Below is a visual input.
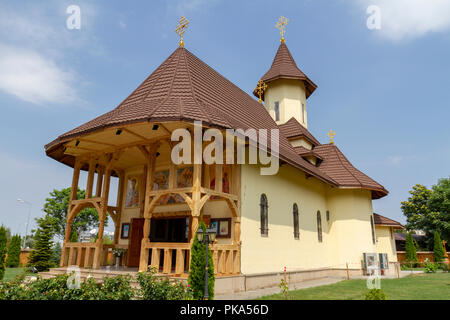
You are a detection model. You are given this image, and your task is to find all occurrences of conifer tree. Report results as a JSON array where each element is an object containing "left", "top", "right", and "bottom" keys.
[
  {"left": 405, "top": 232, "right": 418, "bottom": 265},
  {"left": 0, "top": 226, "right": 7, "bottom": 280},
  {"left": 6, "top": 234, "right": 21, "bottom": 268},
  {"left": 28, "top": 217, "right": 55, "bottom": 272},
  {"left": 433, "top": 231, "right": 445, "bottom": 263},
  {"left": 188, "top": 221, "right": 215, "bottom": 300}
]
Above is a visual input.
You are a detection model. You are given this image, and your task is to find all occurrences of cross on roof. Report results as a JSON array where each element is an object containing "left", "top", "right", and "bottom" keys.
[
  {"left": 175, "top": 16, "right": 189, "bottom": 47},
  {"left": 254, "top": 80, "right": 268, "bottom": 104},
  {"left": 327, "top": 130, "right": 336, "bottom": 144},
  {"left": 275, "top": 16, "right": 289, "bottom": 43}
]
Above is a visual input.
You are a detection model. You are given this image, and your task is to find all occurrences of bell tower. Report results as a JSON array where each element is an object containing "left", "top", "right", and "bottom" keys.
[{"left": 254, "top": 17, "right": 317, "bottom": 128}]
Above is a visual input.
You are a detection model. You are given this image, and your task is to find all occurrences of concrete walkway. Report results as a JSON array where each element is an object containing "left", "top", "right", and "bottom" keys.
[{"left": 215, "top": 276, "right": 344, "bottom": 300}]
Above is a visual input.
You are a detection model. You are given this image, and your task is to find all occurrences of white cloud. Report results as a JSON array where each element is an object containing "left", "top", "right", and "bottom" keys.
[
  {"left": 358, "top": 0, "right": 450, "bottom": 40},
  {"left": 0, "top": 44, "right": 79, "bottom": 105}
]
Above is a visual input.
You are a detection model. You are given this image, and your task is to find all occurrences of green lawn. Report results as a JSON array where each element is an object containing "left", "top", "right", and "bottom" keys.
[
  {"left": 259, "top": 273, "right": 450, "bottom": 300},
  {"left": 3, "top": 268, "right": 31, "bottom": 282}
]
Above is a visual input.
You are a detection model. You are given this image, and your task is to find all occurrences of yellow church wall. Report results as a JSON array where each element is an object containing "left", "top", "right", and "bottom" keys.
[
  {"left": 240, "top": 163, "right": 378, "bottom": 275},
  {"left": 375, "top": 226, "right": 398, "bottom": 262},
  {"left": 264, "top": 79, "right": 307, "bottom": 127},
  {"left": 240, "top": 163, "right": 334, "bottom": 274},
  {"left": 326, "top": 188, "right": 377, "bottom": 269},
  {"left": 288, "top": 138, "right": 313, "bottom": 150}
]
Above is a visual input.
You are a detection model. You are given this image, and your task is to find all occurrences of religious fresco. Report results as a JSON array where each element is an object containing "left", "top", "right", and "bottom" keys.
[
  {"left": 125, "top": 177, "right": 140, "bottom": 208},
  {"left": 153, "top": 168, "right": 193, "bottom": 205}
]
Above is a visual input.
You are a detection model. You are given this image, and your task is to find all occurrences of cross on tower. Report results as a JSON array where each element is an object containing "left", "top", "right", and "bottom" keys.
[
  {"left": 327, "top": 130, "right": 336, "bottom": 144},
  {"left": 275, "top": 16, "right": 289, "bottom": 43},
  {"left": 175, "top": 16, "right": 190, "bottom": 47},
  {"left": 254, "top": 80, "right": 268, "bottom": 104}
]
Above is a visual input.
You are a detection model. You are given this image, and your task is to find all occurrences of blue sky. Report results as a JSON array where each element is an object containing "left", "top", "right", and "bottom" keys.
[{"left": 1, "top": 0, "right": 450, "bottom": 237}]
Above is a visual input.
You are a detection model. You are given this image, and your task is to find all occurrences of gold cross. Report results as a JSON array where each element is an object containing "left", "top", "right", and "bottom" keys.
[
  {"left": 254, "top": 80, "right": 268, "bottom": 104},
  {"left": 327, "top": 130, "right": 336, "bottom": 144},
  {"left": 175, "top": 16, "right": 189, "bottom": 47},
  {"left": 275, "top": 16, "right": 289, "bottom": 43}
]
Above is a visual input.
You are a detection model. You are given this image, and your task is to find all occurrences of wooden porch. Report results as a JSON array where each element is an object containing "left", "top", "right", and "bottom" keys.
[{"left": 59, "top": 123, "right": 242, "bottom": 277}]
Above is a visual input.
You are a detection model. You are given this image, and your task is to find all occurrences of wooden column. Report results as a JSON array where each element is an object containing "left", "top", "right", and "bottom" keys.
[
  {"left": 113, "top": 171, "right": 125, "bottom": 244},
  {"left": 85, "top": 158, "right": 96, "bottom": 198},
  {"left": 139, "top": 144, "right": 158, "bottom": 272},
  {"left": 93, "top": 163, "right": 112, "bottom": 269},
  {"left": 95, "top": 166, "right": 104, "bottom": 198},
  {"left": 62, "top": 159, "right": 82, "bottom": 266},
  {"left": 215, "top": 164, "right": 222, "bottom": 192}
]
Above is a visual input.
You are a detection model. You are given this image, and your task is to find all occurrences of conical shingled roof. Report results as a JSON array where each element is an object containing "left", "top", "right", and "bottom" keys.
[
  {"left": 254, "top": 43, "right": 317, "bottom": 99},
  {"left": 45, "top": 47, "right": 337, "bottom": 186}
]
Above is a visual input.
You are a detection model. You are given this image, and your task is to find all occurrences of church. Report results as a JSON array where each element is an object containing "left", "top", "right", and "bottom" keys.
[{"left": 44, "top": 17, "right": 399, "bottom": 294}]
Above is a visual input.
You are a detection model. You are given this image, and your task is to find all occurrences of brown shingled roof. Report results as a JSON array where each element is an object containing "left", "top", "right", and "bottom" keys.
[
  {"left": 373, "top": 213, "right": 404, "bottom": 229},
  {"left": 279, "top": 117, "right": 320, "bottom": 146},
  {"left": 253, "top": 43, "right": 317, "bottom": 99},
  {"left": 45, "top": 47, "right": 336, "bottom": 186},
  {"left": 313, "top": 144, "right": 388, "bottom": 199}
]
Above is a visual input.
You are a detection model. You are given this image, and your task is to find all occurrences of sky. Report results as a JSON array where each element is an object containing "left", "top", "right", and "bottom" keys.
[{"left": 0, "top": 0, "right": 449, "bottom": 238}]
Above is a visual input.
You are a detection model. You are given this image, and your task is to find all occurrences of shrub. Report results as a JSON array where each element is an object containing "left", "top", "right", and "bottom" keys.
[
  {"left": 136, "top": 268, "right": 189, "bottom": 300},
  {"left": 365, "top": 289, "right": 387, "bottom": 300},
  {"left": 6, "top": 235, "right": 21, "bottom": 268},
  {"left": 433, "top": 231, "right": 445, "bottom": 263},
  {"left": 28, "top": 217, "right": 55, "bottom": 272},
  {"left": 424, "top": 262, "right": 438, "bottom": 273},
  {"left": 100, "top": 275, "right": 134, "bottom": 300},
  {"left": 188, "top": 221, "right": 215, "bottom": 300},
  {"left": 405, "top": 232, "right": 418, "bottom": 266},
  {"left": 0, "top": 226, "right": 7, "bottom": 280}
]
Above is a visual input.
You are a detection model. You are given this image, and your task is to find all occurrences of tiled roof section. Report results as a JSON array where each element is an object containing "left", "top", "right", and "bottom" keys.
[
  {"left": 293, "top": 146, "right": 323, "bottom": 161},
  {"left": 313, "top": 144, "right": 388, "bottom": 199},
  {"left": 45, "top": 47, "right": 337, "bottom": 186},
  {"left": 254, "top": 43, "right": 317, "bottom": 99},
  {"left": 278, "top": 117, "right": 320, "bottom": 146},
  {"left": 373, "top": 213, "right": 404, "bottom": 229}
]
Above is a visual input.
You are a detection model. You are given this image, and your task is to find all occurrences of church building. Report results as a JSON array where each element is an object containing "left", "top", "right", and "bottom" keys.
[{"left": 44, "top": 17, "right": 397, "bottom": 294}]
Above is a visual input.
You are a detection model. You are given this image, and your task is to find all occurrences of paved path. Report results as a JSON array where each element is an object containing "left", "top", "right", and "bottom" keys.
[{"left": 215, "top": 277, "right": 344, "bottom": 300}]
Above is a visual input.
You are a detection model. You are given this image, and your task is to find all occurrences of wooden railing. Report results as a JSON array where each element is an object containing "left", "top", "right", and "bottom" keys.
[
  {"left": 61, "top": 242, "right": 98, "bottom": 268},
  {"left": 142, "top": 242, "right": 240, "bottom": 276},
  {"left": 61, "top": 243, "right": 128, "bottom": 268}
]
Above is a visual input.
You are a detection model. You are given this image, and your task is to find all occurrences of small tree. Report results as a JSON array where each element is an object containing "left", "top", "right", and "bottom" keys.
[
  {"left": 433, "top": 231, "right": 445, "bottom": 263},
  {"left": 28, "top": 216, "right": 55, "bottom": 272},
  {"left": 188, "top": 221, "right": 215, "bottom": 300},
  {"left": 6, "top": 235, "right": 21, "bottom": 268},
  {"left": 0, "top": 226, "right": 7, "bottom": 280},
  {"left": 405, "top": 232, "right": 418, "bottom": 265}
]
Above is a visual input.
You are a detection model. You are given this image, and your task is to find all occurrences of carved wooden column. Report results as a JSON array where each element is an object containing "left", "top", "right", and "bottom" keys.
[
  {"left": 61, "top": 159, "right": 81, "bottom": 266},
  {"left": 113, "top": 171, "right": 125, "bottom": 244},
  {"left": 85, "top": 158, "right": 96, "bottom": 198},
  {"left": 93, "top": 158, "right": 113, "bottom": 269},
  {"left": 139, "top": 144, "right": 158, "bottom": 272}
]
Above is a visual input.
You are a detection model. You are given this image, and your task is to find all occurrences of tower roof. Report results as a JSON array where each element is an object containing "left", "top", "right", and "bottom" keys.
[{"left": 254, "top": 43, "right": 317, "bottom": 99}]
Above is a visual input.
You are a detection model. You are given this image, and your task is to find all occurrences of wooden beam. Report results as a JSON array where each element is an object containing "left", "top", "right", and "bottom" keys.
[{"left": 85, "top": 158, "right": 96, "bottom": 198}]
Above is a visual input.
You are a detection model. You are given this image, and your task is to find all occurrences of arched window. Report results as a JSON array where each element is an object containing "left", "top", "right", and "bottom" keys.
[
  {"left": 260, "top": 194, "right": 268, "bottom": 236},
  {"left": 293, "top": 203, "right": 299, "bottom": 240},
  {"left": 274, "top": 101, "right": 280, "bottom": 121},
  {"left": 370, "top": 215, "right": 376, "bottom": 244},
  {"left": 317, "top": 211, "right": 322, "bottom": 243},
  {"left": 326, "top": 210, "right": 330, "bottom": 222}
]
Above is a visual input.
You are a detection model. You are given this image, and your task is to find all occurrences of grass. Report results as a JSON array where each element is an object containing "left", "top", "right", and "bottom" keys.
[
  {"left": 259, "top": 273, "right": 450, "bottom": 300},
  {"left": 3, "top": 267, "right": 31, "bottom": 282}
]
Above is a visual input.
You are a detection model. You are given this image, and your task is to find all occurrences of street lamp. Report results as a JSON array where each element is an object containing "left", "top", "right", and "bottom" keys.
[
  {"left": 196, "top": 229, "right": 216, "bottom": 300},
  {"left": 17, "top": 198, "right": 32, "bottom": 248}
]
